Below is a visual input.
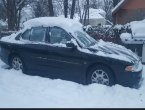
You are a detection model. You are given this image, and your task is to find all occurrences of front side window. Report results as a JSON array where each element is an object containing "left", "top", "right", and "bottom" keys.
[
  {"left": 50, "top": 27, "right": 71, "bottom": 44},
  {"left": 30, "top": 27, "right": 46, "bottom": 42},
  {"left": 21, "top": 29, "right": 31, "bottom": 40}
]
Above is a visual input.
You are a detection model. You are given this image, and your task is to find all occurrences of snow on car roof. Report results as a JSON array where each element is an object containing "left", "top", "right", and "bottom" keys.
[{"left": 23, "top": 17, "right": 83, "bottom": 32}]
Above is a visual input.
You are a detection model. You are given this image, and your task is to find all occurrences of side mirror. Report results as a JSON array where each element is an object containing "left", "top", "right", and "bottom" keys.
[{"left": 66, "top": 42, "right": 77, "bottom": 49}]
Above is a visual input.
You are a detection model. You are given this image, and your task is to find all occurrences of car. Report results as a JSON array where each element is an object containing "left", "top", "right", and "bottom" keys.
[{"left": 0, "top": 17, "right": 143, "bottom": 88}]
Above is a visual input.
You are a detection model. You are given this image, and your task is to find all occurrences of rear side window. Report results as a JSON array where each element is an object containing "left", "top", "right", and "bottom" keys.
[
  {"left": 30, "top": 27, "right": 46, "bottom": 42},
  {"left": 21, "top": 30, "right": 31, "bottom": 40}
]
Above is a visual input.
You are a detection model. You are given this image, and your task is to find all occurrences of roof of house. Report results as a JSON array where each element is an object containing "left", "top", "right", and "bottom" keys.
[{"left": 112, "top": 0, "right": 128, "bottom": 15}]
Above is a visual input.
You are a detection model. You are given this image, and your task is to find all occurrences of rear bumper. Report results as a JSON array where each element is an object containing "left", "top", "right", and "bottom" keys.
[{"left": 0, "top": 47, "right": 10, "bottom": 65}]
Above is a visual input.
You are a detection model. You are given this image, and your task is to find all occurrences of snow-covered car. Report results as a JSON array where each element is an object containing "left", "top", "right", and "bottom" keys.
[{"left": 0, "top": 17, "right": 143, "bottom": 88}]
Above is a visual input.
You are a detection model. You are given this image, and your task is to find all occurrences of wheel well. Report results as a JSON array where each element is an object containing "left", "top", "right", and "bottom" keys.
[
  {"left": 86, "top": 62, "right": 116, "bottom": 82},
  {"left": 8, "top": 53, "right": 19, "bottom": 66}
]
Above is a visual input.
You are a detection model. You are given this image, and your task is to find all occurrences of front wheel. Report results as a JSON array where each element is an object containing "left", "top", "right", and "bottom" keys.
[{"left": 87, "top": 65, "right": 115, "bottom": 86}]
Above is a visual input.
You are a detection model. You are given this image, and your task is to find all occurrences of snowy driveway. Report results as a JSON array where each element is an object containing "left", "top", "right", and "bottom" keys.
[{"left": 0, "top": 59, "right": 145, "bottom": 108}]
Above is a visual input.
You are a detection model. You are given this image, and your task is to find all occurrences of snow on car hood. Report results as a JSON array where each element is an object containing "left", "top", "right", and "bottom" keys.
[{"left": 89, "top": 40, "right": 140, "bottom": 64}]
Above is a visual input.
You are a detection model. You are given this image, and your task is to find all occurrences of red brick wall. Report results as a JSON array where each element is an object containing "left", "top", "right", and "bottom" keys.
[
  {"left": 114, "top": 8, "right": 145, "bottom": 24},
  {"left": 113, "top": 0, "right": 145, "bottom": 24},
  {"left": 123, "top": 0, "right": 145, "bottom": 9}
]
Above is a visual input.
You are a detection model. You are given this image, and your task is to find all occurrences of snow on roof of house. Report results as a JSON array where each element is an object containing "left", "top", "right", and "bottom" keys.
[
  {"left": 23, "top": 17, "right": 83, "bottom": 32},
  {"left": 112, "top": 0, "right": 126, "bottom": 15},
  {"left": 89, "top": 8, "right": 106, "bottom": 17},
  {"left": 89, "top": 8, "right": 105, "bottom": 19}
]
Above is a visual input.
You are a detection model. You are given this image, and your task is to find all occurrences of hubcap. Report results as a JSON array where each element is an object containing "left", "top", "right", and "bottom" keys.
[
  {"left": 12, "top": 57, "right": 23, "bottom": 70},
  {"left": 91, "top": 70, "right": 109, "bottom": 86}
]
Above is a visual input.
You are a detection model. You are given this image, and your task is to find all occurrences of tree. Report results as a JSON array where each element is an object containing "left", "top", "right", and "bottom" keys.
[
  {"left": 82, "top": 0, "right": 90, "bottom": 26},
  {"left": 48, "top": 0, "right": 54, "bottom": 16},
  {"left": 70, "top": 0, "right": 76, "bottom": 19},
  {"left": 103, "top": 0, "right": 113, "bottom": 22},
  {"left": 2, "top": 0, "right": 26, "bottom": 30},
  {"left": 0, "top": 1, "right": 6, "bottom": 20},
  {"left": 64, "top": 0, "right": 68, "bottom": 18},
  {"left": 89, "top": 0, "right": 103, "bottom": 9},
  {"left": 33, "top": 0, "right": 49, "bottom": 17},
  {"left": 113, "top": 0, "right": 121, "bottom": 7}
]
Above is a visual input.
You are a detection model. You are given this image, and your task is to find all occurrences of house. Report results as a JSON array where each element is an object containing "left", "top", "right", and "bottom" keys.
[
  {"left": 59, "top": 8, "right": 106, "bottom": 26},
  {"left": 85, "top": 8, "right": 106, "bottom": 26},
  {"left": 112, "top": 0, "right": 145, "bottom": 25}
]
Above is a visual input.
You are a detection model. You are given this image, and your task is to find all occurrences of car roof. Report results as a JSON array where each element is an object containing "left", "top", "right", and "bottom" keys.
[{"left": 23, "top": 17, "right": 83, "bottom": 33}]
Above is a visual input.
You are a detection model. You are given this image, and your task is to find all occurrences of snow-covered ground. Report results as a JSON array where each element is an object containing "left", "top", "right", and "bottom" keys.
[{"left": 0, "top": 59, "right": 145, "bottom": 108}]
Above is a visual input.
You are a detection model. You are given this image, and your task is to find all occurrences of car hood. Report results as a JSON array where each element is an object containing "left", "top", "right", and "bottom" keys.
[{"left": 89, "top": 40, "right": 140, "bottom": 64}]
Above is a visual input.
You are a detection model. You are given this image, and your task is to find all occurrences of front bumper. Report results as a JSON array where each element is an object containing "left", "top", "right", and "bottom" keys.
[
  {"left": 125, "top": 71, "right": 143, "bottom": 88},
  {"left": 113, "top": 60, "right": 143, "bottom": 89}
]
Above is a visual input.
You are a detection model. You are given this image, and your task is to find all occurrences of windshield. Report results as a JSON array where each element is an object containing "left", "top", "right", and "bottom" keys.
[{"left": 74, "top": 31, "right": 97, "bottom": 48}]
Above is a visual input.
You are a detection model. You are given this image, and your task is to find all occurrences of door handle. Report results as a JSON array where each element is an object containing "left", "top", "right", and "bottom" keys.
[{"left": 8, "top": 44, "right": 11, "bottom": 47}]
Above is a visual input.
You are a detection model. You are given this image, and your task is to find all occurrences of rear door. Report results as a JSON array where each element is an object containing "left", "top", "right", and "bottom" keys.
[{"left": 19, "top": 27, "right": 50, "bottom": 75}]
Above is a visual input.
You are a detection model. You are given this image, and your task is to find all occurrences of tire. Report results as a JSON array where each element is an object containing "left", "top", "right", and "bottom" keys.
[
  {"left": 10, "top": 55, "right": 25, "bottom": 72},
  {"left": 87, "top": 65, "right": 115, "bottom": 86}
]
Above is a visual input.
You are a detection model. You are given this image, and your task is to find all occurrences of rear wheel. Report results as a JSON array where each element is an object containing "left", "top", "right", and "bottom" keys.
[
  {"left": 87, "top": 65, "right": 115, "bottom": 86},
  {"left": 10, "top": 55, "right": 24, "bottom": 71}
]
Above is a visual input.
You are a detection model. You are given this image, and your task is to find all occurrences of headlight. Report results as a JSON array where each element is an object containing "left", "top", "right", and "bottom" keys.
[{"left": 125, "top": 61, "right": 143, "bottom": 72}]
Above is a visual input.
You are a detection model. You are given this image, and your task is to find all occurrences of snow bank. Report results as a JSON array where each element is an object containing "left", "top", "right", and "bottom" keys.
[
  {"left": 130, "top": 19, "right": 145, "bottom": 38},
  {"left": 0, "top": 59, "right": 145, "bottom": 108},
  {"left": 0, "top": 20, "right": 7, "bottom": 29},
  {"left": 120, "top": 19, "right": 145, "bottom": 44},
  {"left": 120, "top": 33, "right": 133, "bottom": 43}
]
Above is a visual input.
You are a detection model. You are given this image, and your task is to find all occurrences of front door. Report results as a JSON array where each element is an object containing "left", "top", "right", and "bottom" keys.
[{"left": 46, "top": 26, "right": 85, "bottom": 83}]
